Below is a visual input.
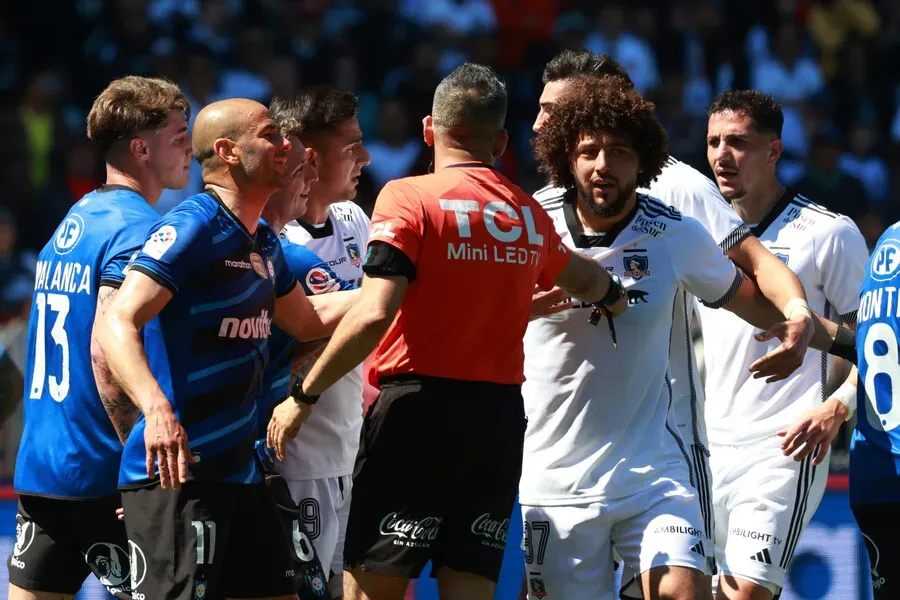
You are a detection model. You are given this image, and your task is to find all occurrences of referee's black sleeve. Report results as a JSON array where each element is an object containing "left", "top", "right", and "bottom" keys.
[{"left": 363, "top": 241, "right": 417, "bottom": 282}]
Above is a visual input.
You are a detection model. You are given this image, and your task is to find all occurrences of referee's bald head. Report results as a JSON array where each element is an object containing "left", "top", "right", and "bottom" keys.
[{"left": 431, "top": 63, "right": 507, "bottom": 144}]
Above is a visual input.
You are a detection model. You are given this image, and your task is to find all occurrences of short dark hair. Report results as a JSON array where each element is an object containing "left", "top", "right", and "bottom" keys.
[
  {"left": 87, "top": 76, "right": 190, "bottom": 157},
  {"left": 534, "top": 76, "right": 668, "bottom": 189},
  {"left": 432, "top": 62, "right": 507, "bottom": 139},
  {"left": 542, "top": 50, "right": 633, "bottom": 87},
  {"left": 268, "top": 95, "right": 305, "bottom": 138},
  {"left": 291, "top": 86, "right": 360, "bottom": 136},
  {"left": 707, "top": 90, "right": 783, "bottom": 138}
]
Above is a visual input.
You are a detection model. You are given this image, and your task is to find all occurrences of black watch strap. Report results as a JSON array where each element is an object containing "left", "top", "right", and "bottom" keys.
[
  {"left": 597, "top": 272, "right": 626, "bottom": 307},
  {"left": 291, "top": 378, "right": 320, "bottom": 405}
]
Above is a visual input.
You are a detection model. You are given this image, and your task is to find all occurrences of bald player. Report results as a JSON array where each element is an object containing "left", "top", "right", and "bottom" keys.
[{"left": 96, "top": 98, "right": 356, "bottom": 600}]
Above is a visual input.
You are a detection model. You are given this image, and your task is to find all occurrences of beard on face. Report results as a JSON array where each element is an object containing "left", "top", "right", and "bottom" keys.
[
  {"left": 575, "top": 175, "right": 635, "bottom": 219},
  {"left": 721, "top": 187, "right": 746, "bottom": 201}
]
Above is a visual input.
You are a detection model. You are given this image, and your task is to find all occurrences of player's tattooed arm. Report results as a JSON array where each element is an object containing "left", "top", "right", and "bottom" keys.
[{"left": 91, "top": 285, "right": 140, "bottom": 444}]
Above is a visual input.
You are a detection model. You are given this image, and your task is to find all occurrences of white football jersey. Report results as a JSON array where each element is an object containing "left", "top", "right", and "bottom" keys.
[
  {"left": 520, "top": 192, "right": 742, "bottom": 506},
  {"left": 279, "top": 201, "right": 370, "bottom": 480},
  {"left": 535, "top": 157, "right": 750, "bottom": 454},
  {"left": 700, "top": 190, "right": 869, "bottom": 446}
]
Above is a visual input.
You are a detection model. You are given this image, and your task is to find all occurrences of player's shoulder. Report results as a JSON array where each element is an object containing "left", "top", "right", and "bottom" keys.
[
  {"left": 72, "top": 188, "right": 157, "bottom": 230},
  {"left": 145, "top": 192, "right": 219, "bottom": 246},
  {"left": 329, "top": 201, "right": 370, "bottom": 225},
  {"left": 636, "top": 193, "right": 684, "bottom": 223},
  {"left": 787, "top": 192, "right": 859, "bottom": 240},
  {"left": 531, "top": 184, "right": 567, "bottom": 215},
  {"left": 644, "top": 156, "right": 722, "bottom": 200},
  {"left": 876, "top": 221, "right": 900, "bottom": 248},
  {"left": 165, "top": 192, "right": 219, "bottom": 222},
  {"left": 278, "top": 236, "right": 322, "bottom": 266}
]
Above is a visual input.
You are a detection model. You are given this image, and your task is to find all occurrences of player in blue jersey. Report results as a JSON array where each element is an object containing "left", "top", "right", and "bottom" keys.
[
  {"left": 96, "top": 98, "right": 358, "bottom": 600},
  {"left": 8, "top": 76, "right": 192, "bottom": 600},
  {"left": 256, "top": 98, "right": 357, "bottom": 600},
  {"left": 851, "top": 225, "right": 900, "bottom": 598}
]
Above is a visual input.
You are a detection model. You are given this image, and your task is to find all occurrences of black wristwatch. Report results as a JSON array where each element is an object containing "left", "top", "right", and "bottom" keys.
[
  {"left": 597, "top": 272, "right": 626, "bottom": 307},
  {"left": 290, "top": 378, "right": 320, "bottom": 406}
]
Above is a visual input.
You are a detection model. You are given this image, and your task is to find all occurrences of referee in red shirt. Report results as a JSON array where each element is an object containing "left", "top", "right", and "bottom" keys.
[{"left": 268, "top": 63, "right": 627, "bottom": 600}]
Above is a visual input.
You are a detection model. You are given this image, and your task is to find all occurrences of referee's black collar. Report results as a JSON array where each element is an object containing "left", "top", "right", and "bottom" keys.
[
  {"left": 562, "top": 188, "right": 640, "bottom": 249},
  {"left": 443, "top": 161, "right": 499, "bottom": 172}
]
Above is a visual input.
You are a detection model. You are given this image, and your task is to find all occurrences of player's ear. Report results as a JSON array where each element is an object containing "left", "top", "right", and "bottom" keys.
[
  {"left": 129, "top": 137, "right": 149, "bottom": 162},
  {"left": 423, "top": 116, "right": 435, "bottom": 147},
  {"left": 769, "top": 138, "right": 783, "bottom": 166},
  {"left": 213, "top": 137, "right": 240, "bottom": 167},
  {"left": 493, "top": 129, "right": 508, "bottom": 158}
]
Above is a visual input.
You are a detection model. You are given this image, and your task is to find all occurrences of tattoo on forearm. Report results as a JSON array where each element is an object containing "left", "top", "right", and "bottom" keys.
[
  {"left": 99, "top": 391, "right": 139, "bottom": 442},
  {"left": 97, "top": 287, "right": 116, "bottom": 311},
  {"left": 92, "top": 293, "right": 139, "bottom": 444}
]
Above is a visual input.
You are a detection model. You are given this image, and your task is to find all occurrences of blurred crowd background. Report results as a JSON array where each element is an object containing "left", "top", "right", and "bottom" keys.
[{"left": 1, "top": 0, "right": 894, "bottom": 476}]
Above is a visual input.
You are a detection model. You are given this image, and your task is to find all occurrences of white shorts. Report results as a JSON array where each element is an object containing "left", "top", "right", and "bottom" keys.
[
  {"left": 710, "top": 439, "right": 829, "bottom": 594},
  {"left": 521, "top": 479, "right": 710, "bottom": 600},
  {"left": 617, "top": 443, "right": 715, "bottom": 598},
  {"left": 287, "top": 475, "right": 352, "bottom": 598}
]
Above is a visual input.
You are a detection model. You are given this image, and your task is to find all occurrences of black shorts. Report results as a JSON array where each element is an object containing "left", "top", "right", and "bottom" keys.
[
  {"left": 264, "top": 472, "right": 330, "bottom": 599},
  {"left": 344, "top": 375, "right": 526, "bottom": 582},
  {"left": 8, "top": 494, "right": 131, "bottom": 598},
  {"left": 121, "top": 480, "right": 296, "bottom": 600},
  {"left": 852, "top": 502, "right": 900, "bottom": 599}
]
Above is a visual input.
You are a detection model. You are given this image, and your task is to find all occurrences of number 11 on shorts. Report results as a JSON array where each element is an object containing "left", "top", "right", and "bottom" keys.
[{"left": 192, "top": 520, "right": 217, "bottom": 565}]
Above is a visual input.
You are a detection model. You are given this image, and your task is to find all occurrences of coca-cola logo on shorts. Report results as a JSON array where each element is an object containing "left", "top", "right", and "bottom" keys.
[
  {"left": 470, "top": 513, "right": 510, "bottom": 547},
  {"left": 378, "top": 512, "right": 442, "bottom": 545}
]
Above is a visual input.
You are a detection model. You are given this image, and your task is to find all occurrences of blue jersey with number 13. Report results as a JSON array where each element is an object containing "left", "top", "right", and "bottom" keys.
[
  {"left": 15, "top": 187, "right": 160, "bottom": 498},
  {"left": 852, "top": 223, "right": 900, "bottom": 504}
]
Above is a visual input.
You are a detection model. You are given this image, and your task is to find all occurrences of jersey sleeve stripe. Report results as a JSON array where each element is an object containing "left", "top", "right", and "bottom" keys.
[
  {"left": 719, "top": 224, "right": 752, "bottom": 252},
  {"left": 640, "top": 196, "right": 683, "bottom": 221},
  {"left": 98, "top": 278, "right": 125, "bottom": 289},
  {"left": 840, "top": 310, "right": 858, "bottom": 325},
  {"left": 790, "top": 197, "right": 839, "bottom": 219},
  {"left": 701, "top": 269, "right": 744, "bottom": 309},
  {"left": 128, "top": 264, "right": 178, "bottom": 294},
  {"left": 276, "top": 278, "right": 297, "bottom": 298}
]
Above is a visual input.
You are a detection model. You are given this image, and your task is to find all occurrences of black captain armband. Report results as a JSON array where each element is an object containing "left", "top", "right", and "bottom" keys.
[
  {"left": 363, "top": 241, "right": 417, "bottom": 282},
  {"left": 829, "top": 326, "right": 857, "bottom": 365}
]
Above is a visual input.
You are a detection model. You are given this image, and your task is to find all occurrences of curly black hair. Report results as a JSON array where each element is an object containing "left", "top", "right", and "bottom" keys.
[{"left": 533, "top": 76, "right": 668, "bottom": 190}]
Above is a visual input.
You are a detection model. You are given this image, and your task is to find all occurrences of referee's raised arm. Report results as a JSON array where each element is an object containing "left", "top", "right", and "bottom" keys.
[{"left": 268, "top": 62, "right": 623, "bottom": 600}]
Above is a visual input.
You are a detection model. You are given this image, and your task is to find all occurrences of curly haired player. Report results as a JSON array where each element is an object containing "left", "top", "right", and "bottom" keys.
[{"left": 519, "top": 76, "right": 812, "bottom": 600}]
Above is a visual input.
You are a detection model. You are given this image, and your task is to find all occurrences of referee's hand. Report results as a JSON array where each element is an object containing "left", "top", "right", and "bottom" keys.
[
  {"left": 530, "top": 286, "right": 574, "bottom": 320},
  {"left": 144, "top": 402, "right": 194, "bottom": 489}
]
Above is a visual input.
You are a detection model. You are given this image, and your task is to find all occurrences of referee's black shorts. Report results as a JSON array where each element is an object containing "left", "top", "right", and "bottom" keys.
[{"left": 343, "top": 374, "right": 526, "bottom": 582}]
